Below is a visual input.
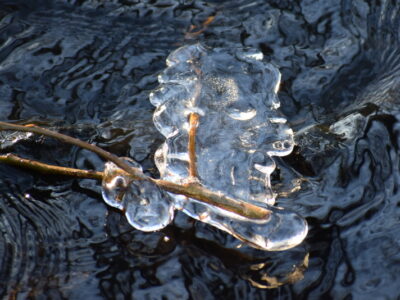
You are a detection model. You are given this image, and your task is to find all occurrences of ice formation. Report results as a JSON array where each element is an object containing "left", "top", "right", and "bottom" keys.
[
  {"left": 102, "top": 159, "right": 174, "bottom": 232},
  {"left": 101, "top": 44, "right": 308, "bottom": 251}
]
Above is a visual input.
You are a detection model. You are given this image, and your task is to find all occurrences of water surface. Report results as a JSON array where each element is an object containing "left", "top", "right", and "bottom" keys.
[{"left": 0, "top": 0, "right": 400, "bottom": 298}]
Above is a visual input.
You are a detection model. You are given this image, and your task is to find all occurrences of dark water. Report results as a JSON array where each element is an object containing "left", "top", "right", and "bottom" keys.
[{"left": 0, "top": 0, "right": 399, "bottom": 298}]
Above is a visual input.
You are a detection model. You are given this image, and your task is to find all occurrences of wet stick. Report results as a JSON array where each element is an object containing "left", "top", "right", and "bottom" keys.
[
  {"left": 0, "top": 121, "right": 145, "bottom": 180},
  {"left": 0, "top": 153, "right": 103, "bottom": 180}
]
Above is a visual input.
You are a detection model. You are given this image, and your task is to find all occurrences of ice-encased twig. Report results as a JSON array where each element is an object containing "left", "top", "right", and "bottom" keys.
[
  {"left": 0, "top": 121, "right": 271, "bottom": 221},
  {"left": 148, "top": 43, "right": 308, "bottom": 250},
  {"left": 102, "top": 160, "right": 307, "bottom": 251}
]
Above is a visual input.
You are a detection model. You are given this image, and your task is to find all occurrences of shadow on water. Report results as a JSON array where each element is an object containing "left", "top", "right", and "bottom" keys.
[{"left": 0, "top": 0, "right": 400, "bottom": 298}]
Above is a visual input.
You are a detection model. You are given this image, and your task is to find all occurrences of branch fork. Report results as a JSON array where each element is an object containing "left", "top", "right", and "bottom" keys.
[{"left": 0, "top": 121, "right": 271, "bottom": 221}]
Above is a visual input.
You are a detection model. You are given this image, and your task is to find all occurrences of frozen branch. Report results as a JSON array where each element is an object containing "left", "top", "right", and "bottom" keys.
[{"left": 0, "top": 121, "right": 271, "bottom": 221}]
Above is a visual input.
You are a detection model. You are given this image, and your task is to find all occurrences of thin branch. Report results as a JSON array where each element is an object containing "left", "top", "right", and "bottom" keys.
[
  {"left": 0, "top": 121, "right": 271, "bottom": 221},
  {"left": 0, "top": 153, "right": 103, "bottom": 180},
  {"left": 0, "top": 121, "right": 145, "bottom": 180},
  {"left": 188, "top": 113, "right": 200, "bottom": 178},
  {"left": 188, "top": 62, "right": 202, "bottom": 179}
]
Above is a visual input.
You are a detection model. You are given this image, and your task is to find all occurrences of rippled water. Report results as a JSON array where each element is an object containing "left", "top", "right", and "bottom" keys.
[{"left": 0, "top": 0, "right": 400, "bottom": 298}]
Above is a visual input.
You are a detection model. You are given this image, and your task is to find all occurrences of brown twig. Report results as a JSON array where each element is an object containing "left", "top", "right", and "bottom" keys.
[
  {"left": 0, "top": 121, "right": 145, "bottom": 180},
  {"left": 0, "top": 121, "right": 271, "bottom": 221},
  {"left": 188, "top": 113, "right": 200, "bottom": 178},
  {"left": 0, "top": 153, "right": 103, "bottom": 180},
  {"left": 187, "top": 61, "right": 202, "bottom": 179}
]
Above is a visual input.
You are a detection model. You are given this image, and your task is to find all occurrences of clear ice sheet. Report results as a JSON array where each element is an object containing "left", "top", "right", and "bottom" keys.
[
  {"left": 151, "top": 44, "right": 295, "bottom": 204},
  {"left": 150, "top": 44, "right": 307, "bottom": 251}
]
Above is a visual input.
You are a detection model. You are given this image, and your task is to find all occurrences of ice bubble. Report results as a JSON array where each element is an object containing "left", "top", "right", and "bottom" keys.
[
  {"left": 101, "top": 161, "right": 130, "bottom": 210},
  {"left": 123, "top": 179, "right": 174, "bottom": 232},
  {"left": 101, "top": 160, "right": 174, "bottom": 231}
]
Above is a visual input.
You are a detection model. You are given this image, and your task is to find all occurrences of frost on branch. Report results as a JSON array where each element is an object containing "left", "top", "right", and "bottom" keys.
[{"left": 101, "top": 44, "right": 308, "bottom": 251}]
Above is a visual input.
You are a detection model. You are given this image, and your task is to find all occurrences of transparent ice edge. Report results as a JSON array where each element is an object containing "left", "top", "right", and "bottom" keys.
[{"left": 181, "top": 198, "right": 308, "bottom": 251}]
